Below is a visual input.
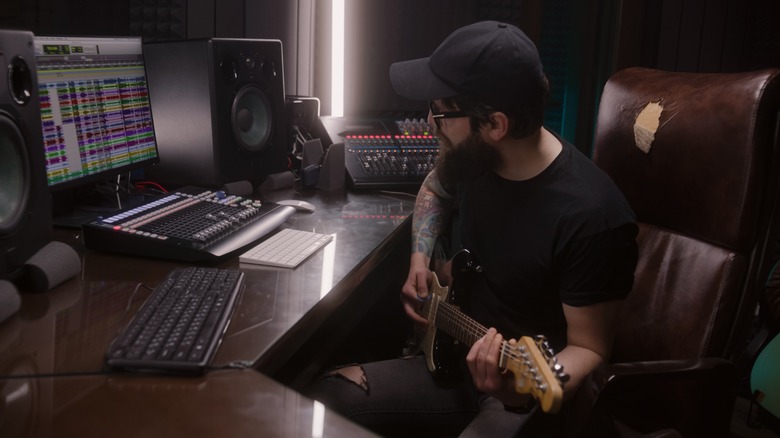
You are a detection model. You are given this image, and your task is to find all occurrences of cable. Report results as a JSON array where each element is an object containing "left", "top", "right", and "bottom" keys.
[
  {"left": 134, "top": 181, "right": 169, "bottom": 194},
  {"left": 108, "top": 282, "right": 153, "bottom": 346}
]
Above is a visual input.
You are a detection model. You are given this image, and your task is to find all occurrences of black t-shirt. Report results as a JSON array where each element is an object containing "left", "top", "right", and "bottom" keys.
[{"left": 455, "top": 138, "right": 638, "bottom": 351}]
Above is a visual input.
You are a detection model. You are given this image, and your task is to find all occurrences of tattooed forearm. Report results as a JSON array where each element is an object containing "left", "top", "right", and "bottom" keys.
[{"left": 412, "top": 172, "right": 453, "bottom": 257}]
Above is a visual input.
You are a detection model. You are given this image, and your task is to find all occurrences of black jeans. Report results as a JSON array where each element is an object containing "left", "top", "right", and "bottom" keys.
[{"left": 306, "top": 355, "right": 537, "bottom": 437}]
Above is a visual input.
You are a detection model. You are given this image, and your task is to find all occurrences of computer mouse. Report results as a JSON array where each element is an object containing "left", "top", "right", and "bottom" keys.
[{"left": 276, "top": 199, "right": 316, "bottom": 213}]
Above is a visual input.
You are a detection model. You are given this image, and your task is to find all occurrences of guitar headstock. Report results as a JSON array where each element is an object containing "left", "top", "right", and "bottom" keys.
[{"left": 505, "top": 335, "right": 567, "bottom": 414}]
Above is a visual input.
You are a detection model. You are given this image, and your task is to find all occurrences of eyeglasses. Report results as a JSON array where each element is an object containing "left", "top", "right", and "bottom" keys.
[{"left": 429, "top": 101, "right": 469, "bottom": 128}]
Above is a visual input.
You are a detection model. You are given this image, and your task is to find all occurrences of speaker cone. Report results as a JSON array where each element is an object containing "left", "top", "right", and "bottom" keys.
[
  {"left": 231, "top": 85, "right": 273, "bottom": 153},
  {"left": 0, "top": 113, "right": 28, "bottom": 234}
]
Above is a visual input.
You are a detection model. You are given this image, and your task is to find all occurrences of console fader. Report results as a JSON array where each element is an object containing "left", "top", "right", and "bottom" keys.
[{"left": 319, "top": 115, "right": 439, "bottom": 190}]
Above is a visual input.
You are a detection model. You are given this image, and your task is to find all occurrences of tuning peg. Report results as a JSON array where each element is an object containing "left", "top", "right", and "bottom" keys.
[
  {"left": 553, "top": 368, "right": 570, "bottom": 385},
  {"left": 534, "top": 335, "right": 556, "bottom": 357},
  {"left": 547, "top": 362, "right": 568, "bottom": 385}
]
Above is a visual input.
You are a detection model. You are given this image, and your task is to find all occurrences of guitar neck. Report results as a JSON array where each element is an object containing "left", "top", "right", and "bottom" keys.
[
  {"left": 433, "top": 300, "right": 486, "bottom": 345},
  {"left": 425, "top": 298, "right": 512, "bottom": 368}
]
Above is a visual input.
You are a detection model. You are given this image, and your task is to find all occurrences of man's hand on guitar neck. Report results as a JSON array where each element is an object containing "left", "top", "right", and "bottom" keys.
[
  {"left": 467, "top": 328, "right": 534, "bottom": 409},
  {"left": 401, "top": 252, "right": 434, "bottom": 325}
]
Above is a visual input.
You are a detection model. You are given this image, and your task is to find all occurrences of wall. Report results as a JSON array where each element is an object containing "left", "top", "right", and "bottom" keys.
[
  {"left": 569, "top": 0, "right": 780, "bottom": 151},
  {"left": 616, "top": 0, "right": 780, "bottom": 73},
  {"left": 1, "top": 0, "right": 309, "bottom": 96},
  {"left": 310, "top": 0, "right": 562, "bottom": 119},
  {"left": 3, "top": 0, "right": 779, "bottom": 150}
]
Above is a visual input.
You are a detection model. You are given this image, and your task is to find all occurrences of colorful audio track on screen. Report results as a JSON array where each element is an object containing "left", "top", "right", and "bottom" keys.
[{"left": 33, "top": 36, "right": 159, "bottom": 188}]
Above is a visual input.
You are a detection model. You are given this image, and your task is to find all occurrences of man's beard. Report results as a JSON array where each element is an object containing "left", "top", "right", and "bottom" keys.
[{"left": 435, "top": 130, "right": 501, "bottom": 191}]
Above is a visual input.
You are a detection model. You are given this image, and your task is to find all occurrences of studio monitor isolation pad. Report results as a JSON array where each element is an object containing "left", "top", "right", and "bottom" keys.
[
  {"left": 0, "top": 30, "right": 52, "bottom": 280},
  {"left": 144, "top": 38, "right": 289, "bottom": 188}
]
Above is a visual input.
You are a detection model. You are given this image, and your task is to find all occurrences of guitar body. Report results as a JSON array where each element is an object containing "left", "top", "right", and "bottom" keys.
[
  {"left": 419, "top": 270, "right": 462, "bottom": 379},
  {"left": 419, "top": 249, "right": 479, "bottom": 379}
]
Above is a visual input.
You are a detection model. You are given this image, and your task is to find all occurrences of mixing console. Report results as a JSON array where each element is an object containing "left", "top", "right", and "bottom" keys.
[
  {"left": 82, "top": 188, "right": 296, "bottom": 262},
  {"left": 319, "top": 115, "right": 439, "bottom": 190}
]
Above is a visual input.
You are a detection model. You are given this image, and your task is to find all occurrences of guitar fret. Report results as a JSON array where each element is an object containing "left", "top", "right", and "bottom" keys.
[
  {"left": 437, "top": 302, "right": 486, "bottom": 345},
  {"left": 436, "top": 302, "right": 521, "bottom": 369}
]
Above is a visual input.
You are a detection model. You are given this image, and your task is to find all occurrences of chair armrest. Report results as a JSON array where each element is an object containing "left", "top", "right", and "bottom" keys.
[{"left": 565, "top": 357, "right": 737, "bottom": 438}]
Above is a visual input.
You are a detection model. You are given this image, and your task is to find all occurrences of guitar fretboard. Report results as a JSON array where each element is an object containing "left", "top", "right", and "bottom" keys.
[{"left": 424, "top": 295, "right": 527, "bottom": 370}]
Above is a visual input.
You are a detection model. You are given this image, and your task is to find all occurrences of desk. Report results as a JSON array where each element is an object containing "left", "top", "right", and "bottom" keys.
[
  {"left": 0, "top": 371, "right": 376, "bottom": 437},
  {"left": 0, "top": 189, "right": 414, "bottom": 437}
]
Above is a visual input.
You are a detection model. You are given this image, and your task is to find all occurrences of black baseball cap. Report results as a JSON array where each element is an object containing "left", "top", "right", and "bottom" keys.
[{"left": 389, "top": 21, "right": 545, "bottom": 112}]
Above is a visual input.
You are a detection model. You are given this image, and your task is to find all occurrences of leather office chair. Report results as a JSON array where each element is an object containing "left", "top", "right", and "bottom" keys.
[{"left": 566, "top": 67, "right": 780, "bottom": 437}]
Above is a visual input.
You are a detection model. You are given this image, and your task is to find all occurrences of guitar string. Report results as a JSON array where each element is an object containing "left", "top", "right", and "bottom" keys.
[
  {"left": 434, "top": 303, "right": 555, "bottom": 394},
  {"left": 435, "top": 300, "right": 527, "bottom": 363},
  {"left": 425, "top": 283, "right": 560, "bottom": 398},
  {"left": 423, "top": 292, "right": 540, "bottom": 365}
]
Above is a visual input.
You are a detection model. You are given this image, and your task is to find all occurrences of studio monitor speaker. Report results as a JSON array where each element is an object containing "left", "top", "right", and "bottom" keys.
[
  {"left": 144, "top": 38, "right": 289, "bottom": 188},
  {"left": 0, "top": 30, "right": 52, "bottom": 281}
]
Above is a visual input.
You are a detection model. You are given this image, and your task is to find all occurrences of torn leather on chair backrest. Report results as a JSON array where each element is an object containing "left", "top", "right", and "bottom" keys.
[{"left": 592, "top": 67, "right": 780, "bottom": 362}]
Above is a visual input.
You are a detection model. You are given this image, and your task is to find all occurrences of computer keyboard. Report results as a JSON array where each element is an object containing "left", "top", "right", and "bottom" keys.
[
  {"left": 239, "top": 228, "right": 333, "bottom": 268},
  {"left": 106, "top": 266, "right": 245, "bottom": 373}
]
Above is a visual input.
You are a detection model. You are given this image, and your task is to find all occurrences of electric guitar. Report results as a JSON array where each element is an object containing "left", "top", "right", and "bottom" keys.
[{"left": 417, "top": 249, "right": 567, "bottom": 414}]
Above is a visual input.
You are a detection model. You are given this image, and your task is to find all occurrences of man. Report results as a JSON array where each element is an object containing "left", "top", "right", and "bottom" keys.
[{"left": 307, "top": 21, "right": 638, "bottom": 437}]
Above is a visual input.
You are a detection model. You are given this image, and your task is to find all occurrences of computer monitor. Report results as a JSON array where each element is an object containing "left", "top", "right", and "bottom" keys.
[{"left": 32, "top": 35, "right": 159, "bottom": 192}]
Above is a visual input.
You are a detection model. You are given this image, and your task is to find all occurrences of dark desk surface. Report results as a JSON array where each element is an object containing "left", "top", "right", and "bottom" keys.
[
  {"left": 0, "top": 188, "right": 414, "bottom": 437},
  {"left": 1, "top": 370, "right": 377, "bottom": 437}
]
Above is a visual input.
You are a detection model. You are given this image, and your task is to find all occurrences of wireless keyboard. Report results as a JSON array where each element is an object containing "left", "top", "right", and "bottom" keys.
[
  {"left": 239, "top": 228, "right": 333, "bottom": 268},
  {"left": 106, "top": 266, "right": 244, "bottom": 373}
]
